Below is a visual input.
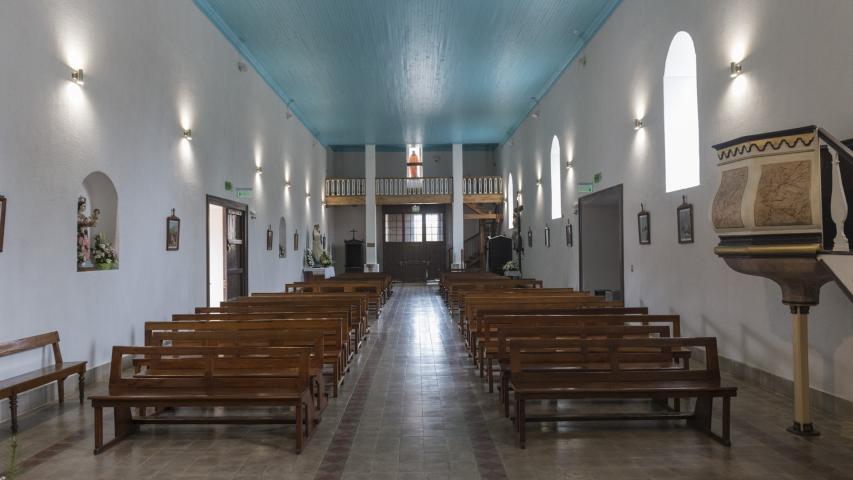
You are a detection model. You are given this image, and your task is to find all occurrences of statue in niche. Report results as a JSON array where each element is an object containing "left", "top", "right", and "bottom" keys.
[
  {"left": 312, "top": 224, "right": 322, "bottom": 264},
  {"left": 77, "top": 196, "right": 100, "bottom": 268}
]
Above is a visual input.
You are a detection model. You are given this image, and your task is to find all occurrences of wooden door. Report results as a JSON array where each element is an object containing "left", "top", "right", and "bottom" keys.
[
  {"left": 225, "top": 208, "right": 247, "bottom": 299},
  {"left": 381, "top": 205, "right": 447, "bottom": 282}
]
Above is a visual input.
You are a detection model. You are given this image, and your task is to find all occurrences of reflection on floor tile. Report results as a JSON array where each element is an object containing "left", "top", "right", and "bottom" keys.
[{"left": 2, "top": 284, "right": 853, "bottom": 479}]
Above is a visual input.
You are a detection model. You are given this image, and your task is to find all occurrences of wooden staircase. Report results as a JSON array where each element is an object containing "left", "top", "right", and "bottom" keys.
[{"left": 463, "top": 203, "right": 502, "bottom": 271}]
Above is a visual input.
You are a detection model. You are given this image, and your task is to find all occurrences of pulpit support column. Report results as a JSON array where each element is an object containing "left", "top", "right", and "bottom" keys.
[{"left": 788, "top": 305, "right": 819, "bottom": 436}]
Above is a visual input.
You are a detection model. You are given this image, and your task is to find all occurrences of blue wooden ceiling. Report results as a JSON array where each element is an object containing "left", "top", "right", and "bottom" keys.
[{"left": 195, "top": 0, "right": 621, "bottom": 146}]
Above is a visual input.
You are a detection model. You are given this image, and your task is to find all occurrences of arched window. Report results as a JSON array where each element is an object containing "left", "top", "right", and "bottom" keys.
[
  {"left": 507, "top": 173, "right": 515, "bottom": 229},
  {"left": 663, "top": 31, "right": 700, "bottom": 192},
  {"left": 550, "top": 136, "right": 562, "bottom": 219}
]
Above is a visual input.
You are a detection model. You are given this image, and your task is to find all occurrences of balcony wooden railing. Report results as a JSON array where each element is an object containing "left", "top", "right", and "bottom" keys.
[{"left": 324, "top": 176, "right": 504, "bottom": 205}]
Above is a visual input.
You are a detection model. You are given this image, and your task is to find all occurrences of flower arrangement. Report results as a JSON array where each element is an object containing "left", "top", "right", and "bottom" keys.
[
  {"left": 92, "top": 234, "right": 118, "bottom": 269},
  {"left": 319, "top": 250, "right": 332, "bottom": 267},
  {"left": 304, "top": 248, "right": 315, "bottom": 267},
  {"left": 502, "top": 259, "right": 519, "bottom": 272}
]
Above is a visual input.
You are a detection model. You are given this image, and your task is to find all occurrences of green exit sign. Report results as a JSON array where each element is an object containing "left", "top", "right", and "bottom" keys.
[
  {"left": 236, "top": 188, "right": 253, "bottom": 199},
  {"left": 578, "top": 182, "right": 594, "bottom": 193},
  {"left": 594, "top": 172, "right": 603, "bottom": 183}
]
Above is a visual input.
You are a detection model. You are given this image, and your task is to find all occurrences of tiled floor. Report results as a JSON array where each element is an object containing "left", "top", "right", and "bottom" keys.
[{"left": 3, "top": 284, "right": 853, "bottom": 479}]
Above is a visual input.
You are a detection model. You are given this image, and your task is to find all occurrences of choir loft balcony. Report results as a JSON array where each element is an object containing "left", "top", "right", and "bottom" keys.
[{"left": 324, "top": 176, "right": 504, "bottom": 206}]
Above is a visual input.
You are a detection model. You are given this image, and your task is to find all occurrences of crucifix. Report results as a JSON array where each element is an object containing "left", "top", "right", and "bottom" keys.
[{"left": 350, "top": 228, "right": 357, "bottom": 240}]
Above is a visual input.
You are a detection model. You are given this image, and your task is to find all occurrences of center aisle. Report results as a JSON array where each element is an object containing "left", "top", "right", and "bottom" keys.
[{"left": 314, "top": 283, "right": 508, "bottom": 479}]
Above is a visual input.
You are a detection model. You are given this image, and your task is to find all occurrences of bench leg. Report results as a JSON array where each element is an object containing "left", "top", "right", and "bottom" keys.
[
  {"left": 94, "top": 406, "right": 104, "bottom": 454},
  {"left": 294, "top": 400, "right": 304, "bottom": 454},
  {"left": 78, "top": 372, "right": 86, "bottom": 404},
  {"left": 9, "top": 394, "right": 18, "bottom": 433},
  {"left": 487, "top": 358, "right": 494, "bottom": 393},
  {"left": 502, "top": 374, "right": 511, "bottom": 418},
  {"left": 58, "top": 377, "right": 65, "bottom": 404},
  {"left": 722, "top": 396, "right": 731, "bottom": 446},
  {"left": 114, "top": 406, "right": 136, "bottom": 440},
  {"left": 688, "top": 396, "right": 712, "bottom": 433},
  {"left": 517, "top": 398, "right": 526, "bottom": 449}
]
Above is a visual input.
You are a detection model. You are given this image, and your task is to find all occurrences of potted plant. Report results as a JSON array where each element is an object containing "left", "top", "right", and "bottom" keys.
[
  {"left": 502, "top": 259, "right": 520, "bottom": 278},
  {"left": 92, "top": 234, "right": 118, "bottom": 270},
  {"left": 304, "top": 248, "right": 315, "bottom": 267}
]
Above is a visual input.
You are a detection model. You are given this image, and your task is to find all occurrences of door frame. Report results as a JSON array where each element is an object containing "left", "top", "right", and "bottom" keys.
[
  {"left": 206, "top": 195, "right": 249, "bottom": 305},
  {"left": 578, "top": 184, "right": 624, "bottom": 298}
]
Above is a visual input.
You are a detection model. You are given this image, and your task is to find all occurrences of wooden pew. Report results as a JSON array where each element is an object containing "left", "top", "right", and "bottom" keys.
[
  {"left": 509, "top": 337, "right": 736, "bottom": 448},
  {"left": 144, "top": 325, "right": 329, "bottom": 412},
  {"left": 0, "top": 332, "right": 87, "bottom": 432},
  {"left": 446, "top": 279, "right": 543, "bottom": 311},
  {"left": 151, "top": 319, "right": 347, "bottom": 397},
  {"left": 478, "top": 313, "right": 680, "bottom": 385},
  {"left": 492, "top": 323, "right": 684, "bottom": 414},
  {"left": 90, "top": 346, "right": 316, "bottom": 454},
  {"left": 285, "top": 281, "right": 384, "bottom": 314}
]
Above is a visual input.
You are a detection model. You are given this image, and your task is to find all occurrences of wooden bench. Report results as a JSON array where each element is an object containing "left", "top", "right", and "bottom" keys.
[
  {"left": 90, "top": 346, "right": 316, "bottom": 454},
  {"left": 144, "top": 326, "right": 329, "bottom": 412},
  {"left": 153, "top": 318, "right": 348, "bottom": 397},
  {"left": 0, "top": 331, "right": 86, "bottom": 432},
  {"left": 509, "top": 337, "right": 736, "bottom": 448}
]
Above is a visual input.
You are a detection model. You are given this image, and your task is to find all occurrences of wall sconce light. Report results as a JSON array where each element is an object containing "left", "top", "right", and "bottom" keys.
[
  {"left": 284, "top": 180, "right": 291, "bottom": 189},
  {"left": 255, "top": 166, "right": 263, "bottom": 175},
  {"left": 536, "top": 178, "right": 542, "bottom": 187},
  {"left": 531, "top": 111, "right": 540, "bottom": 119},
  {"left": 633, "top": 118, "right": 644, "bottom": 130},
  {"left": 70, "top": 69, "right": 84, "bottom": 85},
  {"left": 730, "top": 61, "right": 743, "bottom": 78},
  {"left": 182, "top": 129, "right": 193, "bottom": 141},
  {"left": 306, "top": 192, "right": 311, "bottom": 198},
  {"left": 565, "top": 161, "right": 574, "bottom": 170}
]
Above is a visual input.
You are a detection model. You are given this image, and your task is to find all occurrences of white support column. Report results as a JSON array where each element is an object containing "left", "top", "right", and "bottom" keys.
[
  {"left": 452, "top": 144, "right": 464, "bottom": 267},
  {"left": 365, "top": 144, "right": 379, "bottom": 271}
]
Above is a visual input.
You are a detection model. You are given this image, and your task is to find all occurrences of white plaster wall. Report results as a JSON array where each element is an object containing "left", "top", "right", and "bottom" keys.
[
  {"left": 498, "top": 0, "right": 853, "bottom": 401},
  {"left": 0, "top": 1, "right": 329, "bottom": 383}
]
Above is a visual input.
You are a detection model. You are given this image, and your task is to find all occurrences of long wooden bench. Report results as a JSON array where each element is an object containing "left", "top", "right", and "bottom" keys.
[
  {"left": 144, "top": 326, "right": 329, "bottom": 412},
  {"left": 0, "top": 331, "right": 86, "bottom": 432},
  {"left": 509, "top": 337, "right": 736, "bottom": 448},
  {"left": 493, "top": 323, "right": 686, "bottom": 414},
  {"left": 90, "top": 346, "right": 316, "bottom": 454},
  {"left": 152, "top": 318, "right": 348, "bottom": 397}
]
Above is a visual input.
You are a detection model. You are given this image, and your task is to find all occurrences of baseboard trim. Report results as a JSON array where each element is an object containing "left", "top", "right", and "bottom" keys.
[{"left": 717, "top": 354, "right": 853, "bottom": 419}]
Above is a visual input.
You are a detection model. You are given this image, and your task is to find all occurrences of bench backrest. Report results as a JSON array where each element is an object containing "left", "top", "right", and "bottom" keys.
[
  {"left": 481, "top": 314, "right": 681, "bottom": 343},
  {"left": 495, "top": 324, "right": 672, "bottom": 358},
  {"left": 0, "top": 331, "right": 63, "bottom": 363},
  {"left": 510, "top": 337, "right": 719, "bottom": 383},
  {"left": 109, "top": 346, "right": 311, "bottom": 395}
]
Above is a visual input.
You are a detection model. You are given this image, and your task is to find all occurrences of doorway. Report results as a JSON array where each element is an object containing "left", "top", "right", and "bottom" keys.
[
  {"left": 578, "top": 184, "right": 624, "bottom": 300},
  {"left": 207, "top": 195, "right": 249, "bottom": 306},
  {"left": 381, "top": 204, "right": 448, "bottom": 282}
]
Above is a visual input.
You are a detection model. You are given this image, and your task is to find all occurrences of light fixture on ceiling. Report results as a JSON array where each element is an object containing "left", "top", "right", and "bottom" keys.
[
  {"left": 634, "top": 118, "right": 644, "bottom": 130},
  {"left": 730, "top": 61, "right": 743, "bottom": 78},
  {"left": 182, "top": 129, "right": 193, "bottom": 141},
  {"left": 255, "top": 166, "right": 263, "bottom": 175},
  {"left": 71, "top": 69, "right": 84, "bottom": 85}
]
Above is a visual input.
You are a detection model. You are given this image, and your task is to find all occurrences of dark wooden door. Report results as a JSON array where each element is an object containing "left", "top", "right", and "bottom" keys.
[
  {"left": 226, "top": 208, "right": 247, "bottom": 299},
  {"left": 381, "top": 205, "right": 447, "bottom": 282}
]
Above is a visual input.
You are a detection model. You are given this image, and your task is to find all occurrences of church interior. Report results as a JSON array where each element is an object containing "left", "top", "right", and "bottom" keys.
[{"left": 2, "top": 0, "right": 853, "bottom": 478}]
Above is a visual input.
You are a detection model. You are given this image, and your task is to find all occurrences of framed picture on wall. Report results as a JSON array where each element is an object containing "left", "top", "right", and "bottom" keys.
[
  {"left": 565, "top": 222, "right": 573, "bottom": 247},
  {"left": 0, "top": 195, "right": 6, "bottom": 252},
  {"left": 266, "top": 225, "right": 274, "bottom": 251},
  {"left": 638, "top": 205, "right": 650, "bottom": 245},
  {"left": 293, "top": 231, "right": 299, "bottom": 251},
  {"left": 527, "top": 227, "right": 533, "bottom": 248},
  {"left": 677, "top": 197, "right": 694, "bottom": 244},
  {"left": 166, "top": 208, "right": 180, "bottom": 251},
  {"left": 544, "top": 225, "right": 551, "bottom": 247}
]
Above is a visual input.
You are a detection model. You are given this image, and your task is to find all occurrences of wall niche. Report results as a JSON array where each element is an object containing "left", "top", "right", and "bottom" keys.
[
  {"left": 78, "top": 171, "right": 118, "bottom": 271},
  {"left": 279, "top": 217, "right": 287, "bottom": 258}
]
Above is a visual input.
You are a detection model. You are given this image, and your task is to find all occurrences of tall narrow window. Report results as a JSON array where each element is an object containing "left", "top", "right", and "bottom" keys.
[
  {"left": 406, "top": 144, "right": 423, "bottom": 178},
  {"left": 425, "top": 213, "right": 444, "bottom": 242},
  {"left": 404, "top": 213, "right": 423, "bottom": 242},
  {"left": 507, "top": 173, "right": 515, "bottom": 229},
  {"left": 384, "top": 214, "right": 403, "bottom": 242},
  {"left": 550, "top": 136, "right": 562, "bottom": 219},
  {"left": 663, "top": 31, "right": 700, "bottom": 192}
]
